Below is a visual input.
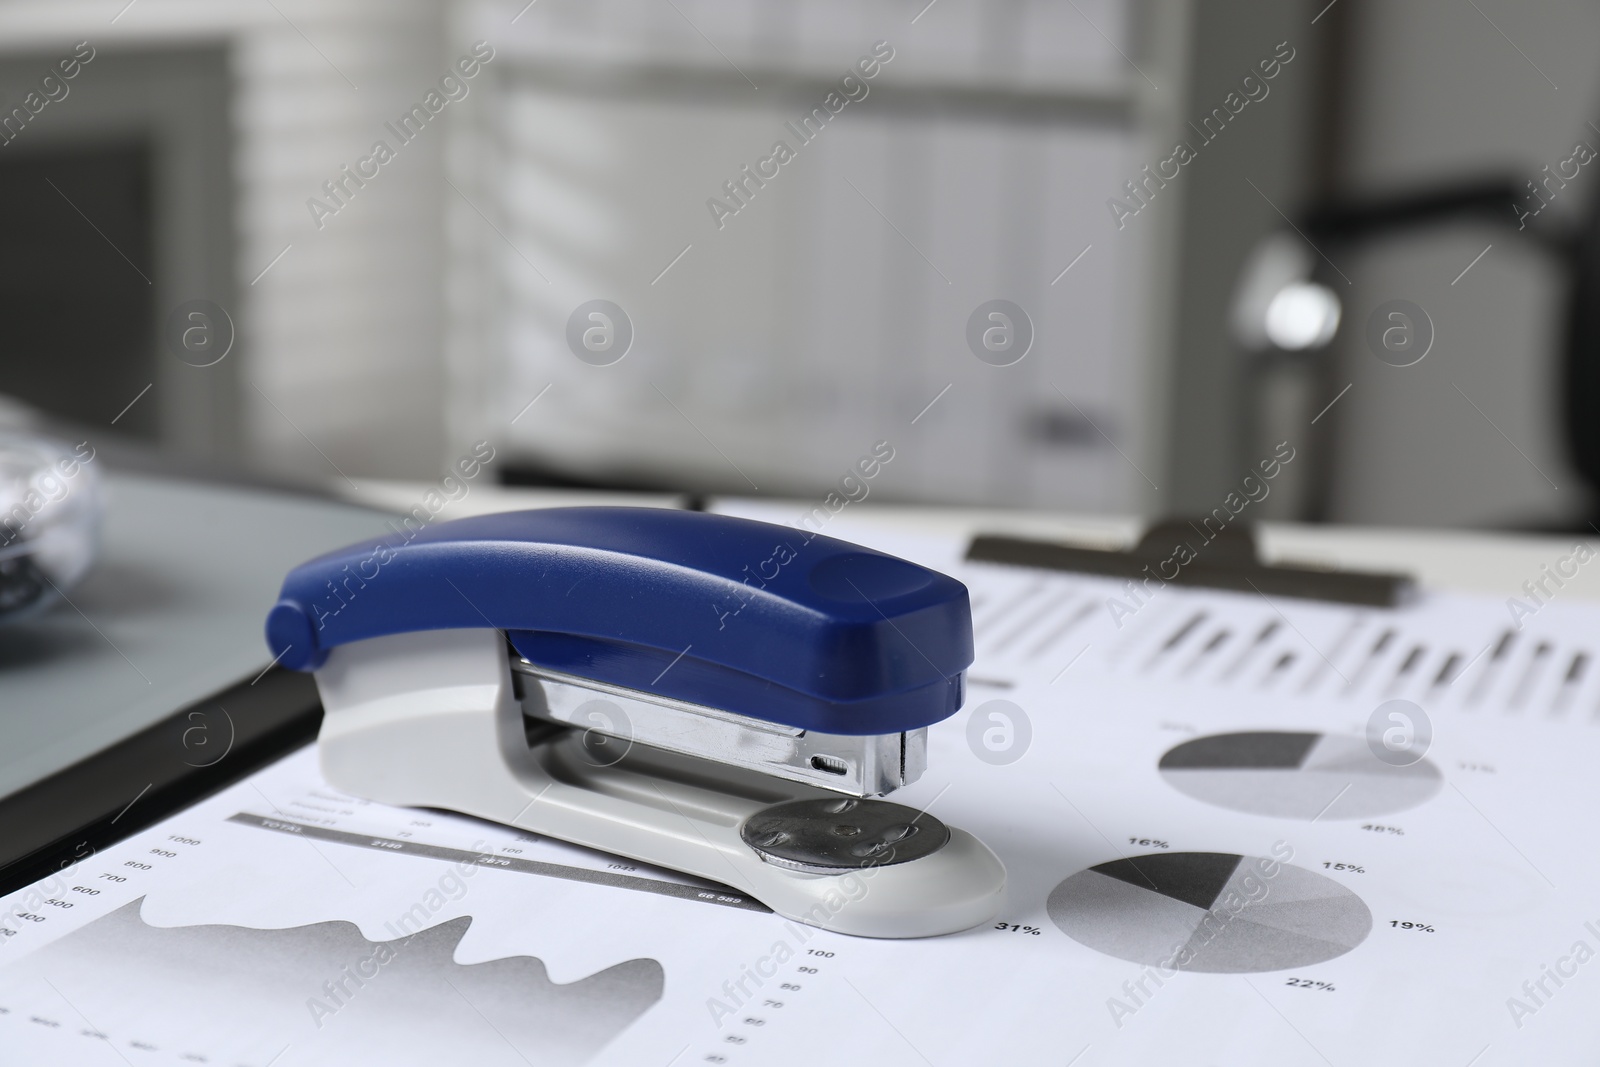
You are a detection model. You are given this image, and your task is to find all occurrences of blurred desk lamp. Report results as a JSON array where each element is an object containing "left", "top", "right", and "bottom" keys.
[{"left": 1229, "top": 178, "right": 1587, "bottom": 520}]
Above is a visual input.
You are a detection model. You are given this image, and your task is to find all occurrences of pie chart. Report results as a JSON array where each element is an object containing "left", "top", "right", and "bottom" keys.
[
  {"left": 1159, "top": 731, "right": 1443, "bottom": 820},
  {"left": 1047, "top": 852, "right": 1371, "bottom": 973}
]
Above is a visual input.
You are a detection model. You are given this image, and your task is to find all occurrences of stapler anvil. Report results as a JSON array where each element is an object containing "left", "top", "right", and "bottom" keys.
[{"left": 265, "top": 507, "right": 1004, "bottom": 937}]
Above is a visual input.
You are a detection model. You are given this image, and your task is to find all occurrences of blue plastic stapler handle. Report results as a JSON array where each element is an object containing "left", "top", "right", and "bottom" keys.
[{"left": 265, "top": 507, "right": 972, "bottom": 735}]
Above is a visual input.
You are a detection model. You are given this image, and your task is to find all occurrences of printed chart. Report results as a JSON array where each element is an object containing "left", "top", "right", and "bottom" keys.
[
  {"left": 1047, "top": 852, "right": 1373, "bottom": 973},
  {"left": 1158, "top": 731, "right": 1444, "bottom": 820},
  {"left": 0, "top": 900, "right": 662, "bottom": 1066}
]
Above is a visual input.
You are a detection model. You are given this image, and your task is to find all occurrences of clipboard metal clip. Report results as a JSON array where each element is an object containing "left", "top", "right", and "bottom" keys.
[{"left": 967, "top": 519, "right": 1416, "bottom": 608}]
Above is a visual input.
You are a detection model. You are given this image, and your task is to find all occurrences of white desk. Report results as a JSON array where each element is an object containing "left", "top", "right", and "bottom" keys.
[
  {"left": 335, "top": 480, "right": 1600, "bottom": 604},
  {"left": 707, "top": 497, "right": 1600, "bottom": 604}
]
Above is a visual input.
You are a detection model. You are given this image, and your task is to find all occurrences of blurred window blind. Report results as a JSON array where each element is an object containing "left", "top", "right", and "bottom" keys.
[{"left": 450, "top": 0, "right": 1151, "bottom": 509}]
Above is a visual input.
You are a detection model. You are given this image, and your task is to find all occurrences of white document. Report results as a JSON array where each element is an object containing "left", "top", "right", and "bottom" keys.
[{"left": 4, "top": 517, "right": 1599, "bottom": 1065}]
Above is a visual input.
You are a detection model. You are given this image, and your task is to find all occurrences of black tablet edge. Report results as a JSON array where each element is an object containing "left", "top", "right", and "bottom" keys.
[{"left": 0, "top": 669, "right": 321, "bottom": 898}]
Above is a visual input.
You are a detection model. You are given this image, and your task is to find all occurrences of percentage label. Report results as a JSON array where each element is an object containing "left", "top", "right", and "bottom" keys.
[
  {"left": 1129, "top": 838, "right": 1170, "bottom": 849},
  {"left": 1361, "top": 824, "right": 1405, "bottom": 836},
  {"left": 1390, "top": 921, "right": 1435, "bottom": 933},
  {"left": 1322, "top": 863, "right": 1366, "bottom": 874},
  {"left": 1285, "top": 978, "right": 1336, "bottom": 992},
  {"left": 995, "top": 923, "right": 1042, "bottom": 935}
]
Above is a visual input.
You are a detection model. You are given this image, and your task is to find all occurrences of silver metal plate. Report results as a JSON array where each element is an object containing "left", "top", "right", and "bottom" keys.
[
  {"left": 512, "top": 657, "right": 927, "bottom": 797},
  {"left": 739, "top": 797, "right": 951, "bottom": 873}
]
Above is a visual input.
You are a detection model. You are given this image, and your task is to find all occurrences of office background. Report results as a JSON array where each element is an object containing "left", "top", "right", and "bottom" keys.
[{"left": 0, "top": 0, "right": 1594, "bottom": 530}]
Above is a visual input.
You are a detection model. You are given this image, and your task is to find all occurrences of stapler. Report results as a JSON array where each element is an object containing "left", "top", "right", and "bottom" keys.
[{"left": 265, "top": 507, "right": 1004, "bottom": 937}]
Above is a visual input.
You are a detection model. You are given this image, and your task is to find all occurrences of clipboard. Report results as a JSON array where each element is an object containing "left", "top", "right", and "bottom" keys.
[{"left": 0, "top": 670, "right": 320, "bottom": 897}]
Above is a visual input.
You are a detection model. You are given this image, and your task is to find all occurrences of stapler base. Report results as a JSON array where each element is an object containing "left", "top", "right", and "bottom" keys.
[{"left": 310, "top": 628, "right": 1006, "bottom": 938}]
